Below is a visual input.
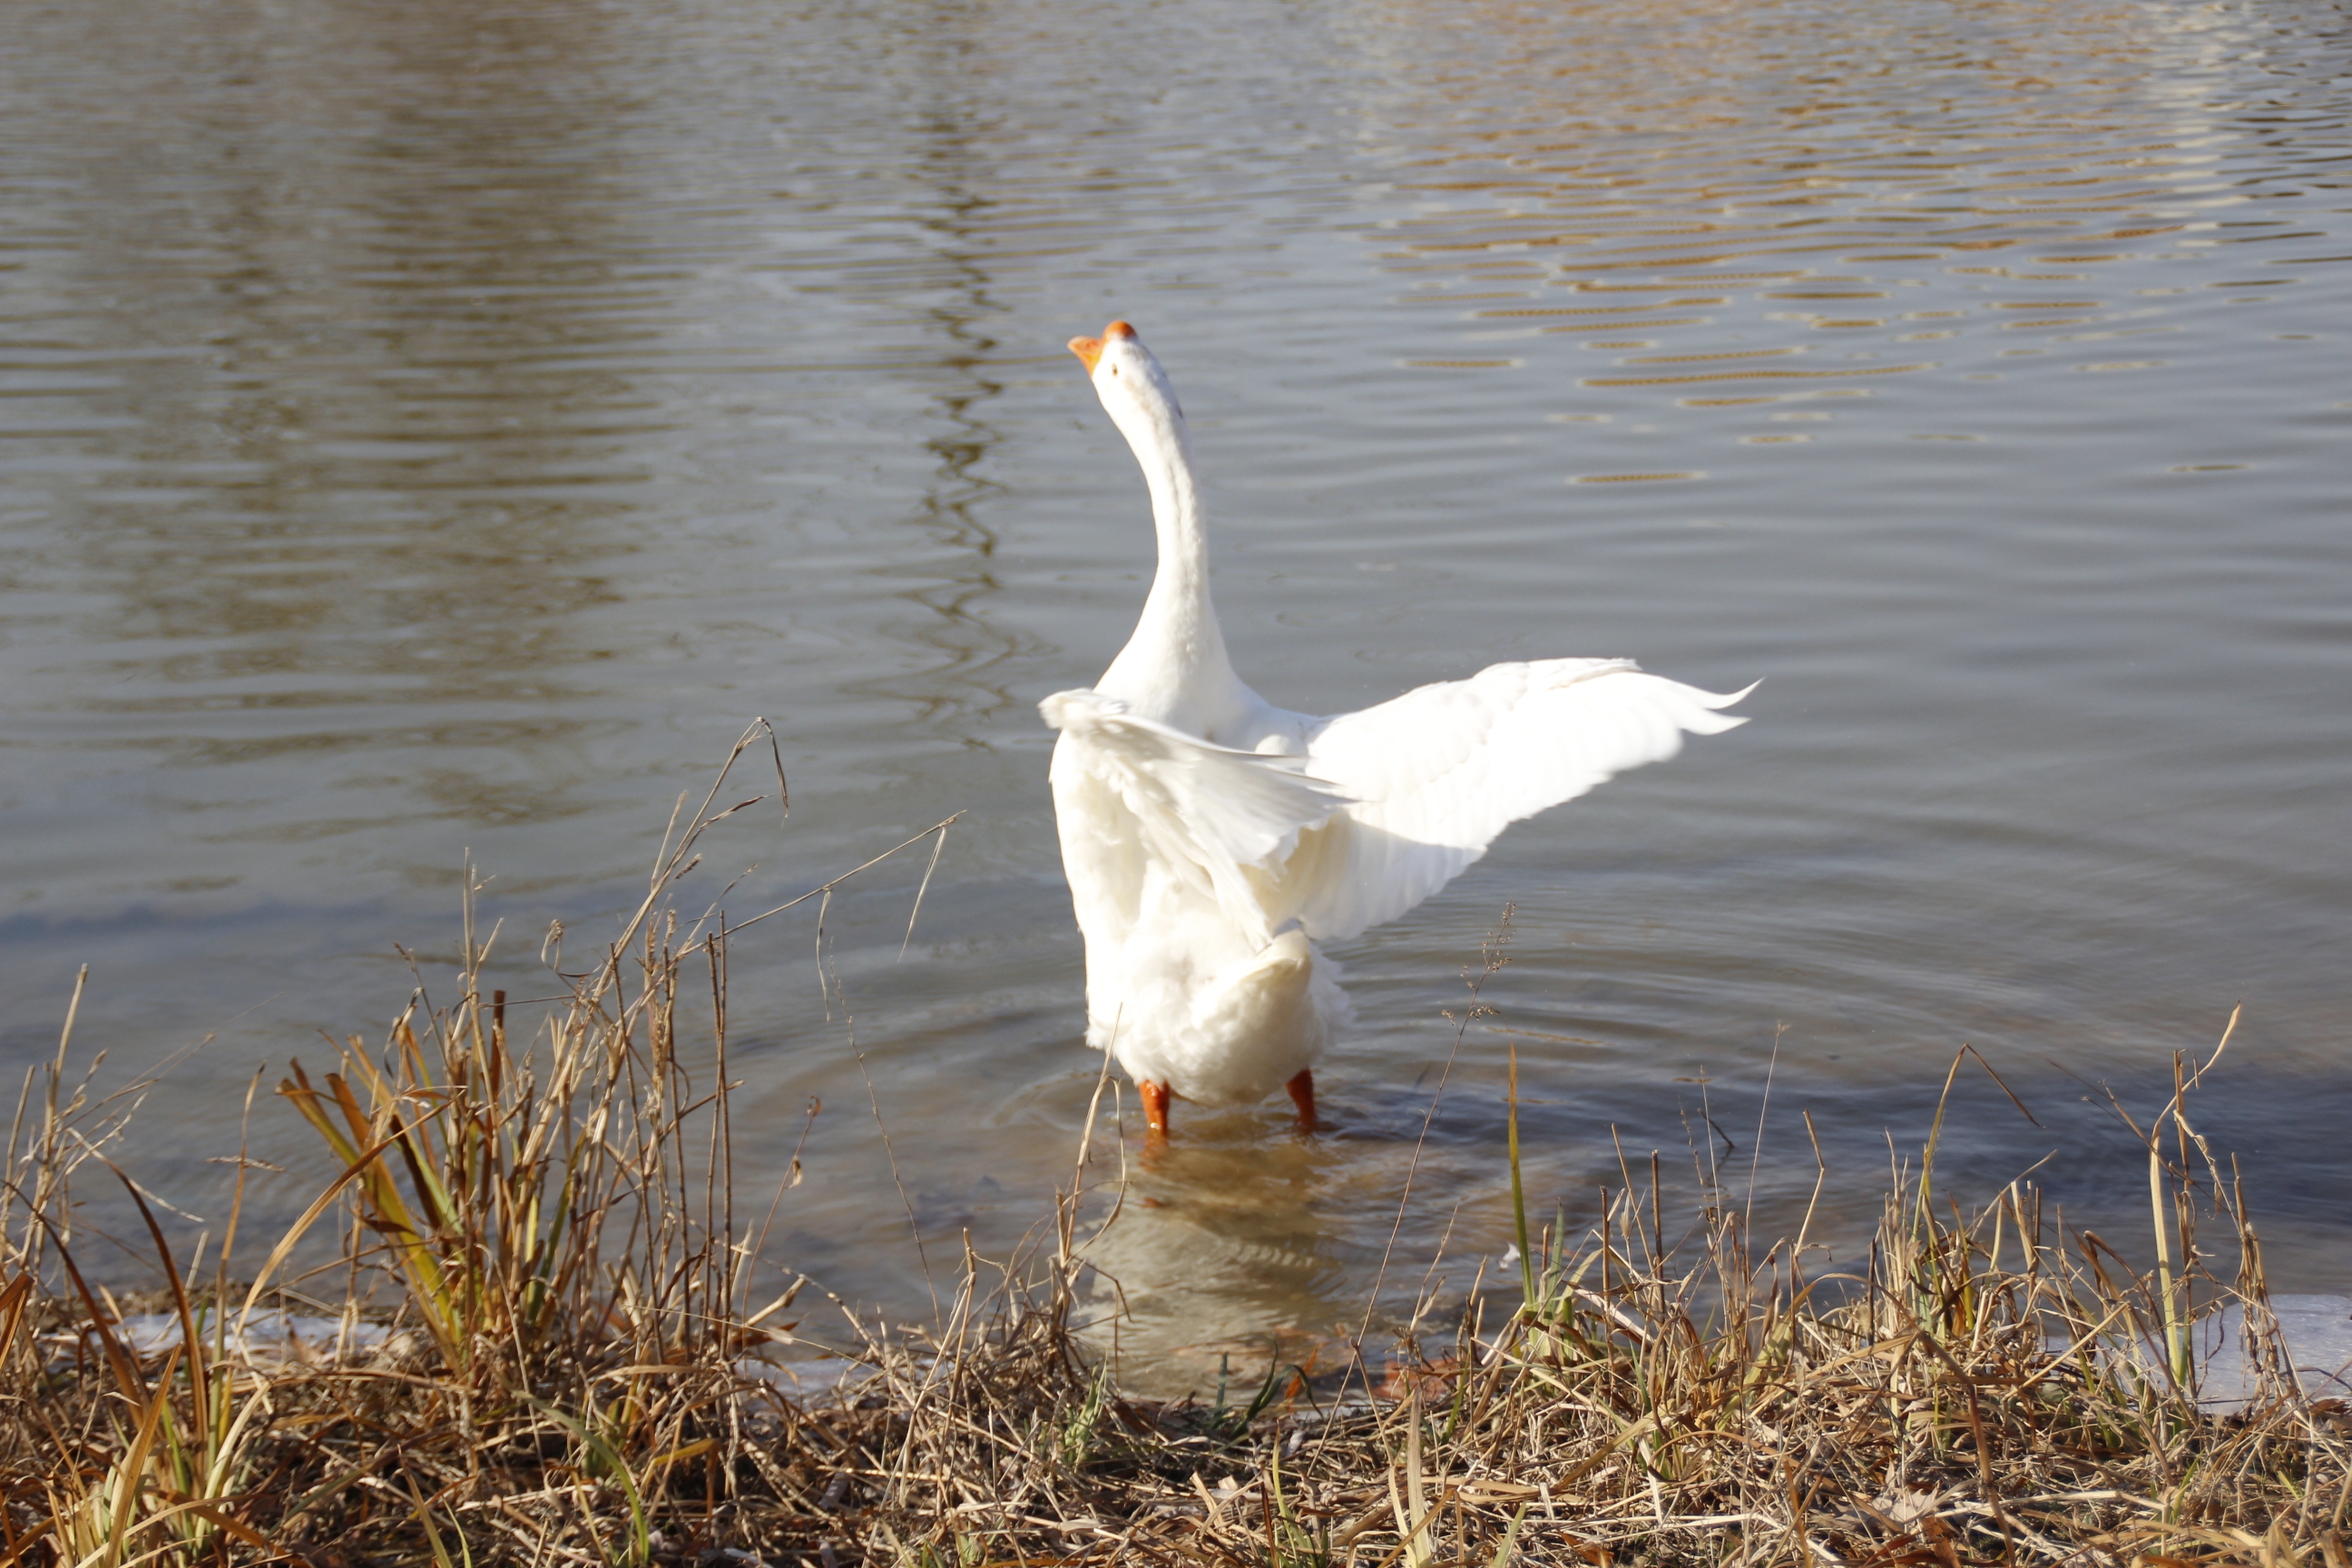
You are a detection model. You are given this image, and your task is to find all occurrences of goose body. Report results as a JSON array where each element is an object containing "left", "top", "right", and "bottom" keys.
[{"left": 1043, "top": 321, "right": 1748, "bottom": 1134}]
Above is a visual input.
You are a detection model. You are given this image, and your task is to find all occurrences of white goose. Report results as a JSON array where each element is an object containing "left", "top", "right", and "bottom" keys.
[{"left": 1044, "top": 321, "right": 1748, "bottom": 1139}]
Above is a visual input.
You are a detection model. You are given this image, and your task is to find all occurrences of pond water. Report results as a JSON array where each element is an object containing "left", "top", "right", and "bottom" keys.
[{"left": 5, "top": 0, "right": 2349, "bottom": 1387}]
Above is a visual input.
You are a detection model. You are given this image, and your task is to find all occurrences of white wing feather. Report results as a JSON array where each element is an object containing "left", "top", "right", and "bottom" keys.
[
  {"left": 1274, "top": 660, "right": 1750, "bottom": 942},
  {"left": 1042, "top": 689, "right": 1350, "bottom": 936}
]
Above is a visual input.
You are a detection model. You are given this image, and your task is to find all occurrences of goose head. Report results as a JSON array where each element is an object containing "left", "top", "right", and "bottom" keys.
[{"left": 1069, "top": 319, "right": 1189, "bottom": 466}]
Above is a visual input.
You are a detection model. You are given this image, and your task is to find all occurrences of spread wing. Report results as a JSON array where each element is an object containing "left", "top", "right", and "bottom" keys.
[
  {"left": 1274, "top": 660, "right": 1750, "bottom": 942},
  {"left": 1042, "top": 689, "right": 1350, "bottom": 936}
]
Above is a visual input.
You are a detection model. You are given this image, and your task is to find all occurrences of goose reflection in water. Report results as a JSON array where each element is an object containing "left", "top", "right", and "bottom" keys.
[{"left": 1074, "top": 1117, "right": 1361, "bottom": 1396}]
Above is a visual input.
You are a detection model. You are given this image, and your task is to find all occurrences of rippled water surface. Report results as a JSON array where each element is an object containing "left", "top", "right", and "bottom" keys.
[{"left": 5, "top": 0, "right": 2348, "bottom": 1381}]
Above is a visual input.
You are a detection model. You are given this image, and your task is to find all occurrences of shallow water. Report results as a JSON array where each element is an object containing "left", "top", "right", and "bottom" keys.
[{"left": 5, "top": 0, "right": 2348, "bottom": 1387}]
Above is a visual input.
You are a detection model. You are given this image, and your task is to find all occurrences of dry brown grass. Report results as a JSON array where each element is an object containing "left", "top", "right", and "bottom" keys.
[{"left": 1, "top": 732, "right": 2344, "bottom": 1567}]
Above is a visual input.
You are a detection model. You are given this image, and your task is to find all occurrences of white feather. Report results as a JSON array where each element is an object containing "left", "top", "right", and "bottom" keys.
[
  {"left": 1280, "top": 660, "right": 1751, "bottom": 942},
  {"left": 1041, "top": 688, "right": 1348, "bottom": 938}
]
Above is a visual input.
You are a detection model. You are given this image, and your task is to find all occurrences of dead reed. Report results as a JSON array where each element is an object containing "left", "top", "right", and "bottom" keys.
[{"left": 1, "top": 731, "right": 2343, "bottom": 1566}]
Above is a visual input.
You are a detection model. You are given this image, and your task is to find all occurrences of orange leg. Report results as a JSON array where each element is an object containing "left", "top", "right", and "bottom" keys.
[
  {"left": 1139, "top": 1079, "right": 1172, "bottom": 1139},
  {"left": 1286, "top": 1068, "right": 1318, "bottom": 1132}
]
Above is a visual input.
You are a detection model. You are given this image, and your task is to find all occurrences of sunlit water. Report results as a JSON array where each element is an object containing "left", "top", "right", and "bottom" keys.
[{"left": 5, "top": 0, "right": 2348, "bottom": 1388}]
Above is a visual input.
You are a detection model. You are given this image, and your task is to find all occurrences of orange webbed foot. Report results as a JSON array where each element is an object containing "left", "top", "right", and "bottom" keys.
[
  {"left": 1140, "top": 1079, "right": 1172, "bottom": 1150},
  {"left": 1286, "top": 1068, "right": 1318, "bottom": 1134}
]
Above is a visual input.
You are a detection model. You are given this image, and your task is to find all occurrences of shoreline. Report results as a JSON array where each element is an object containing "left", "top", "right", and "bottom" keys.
[{"left": 5, "top": 783, "right": 2345, "bottom": 1565}]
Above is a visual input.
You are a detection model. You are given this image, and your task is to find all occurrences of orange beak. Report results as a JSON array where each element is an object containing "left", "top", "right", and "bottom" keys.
[{"left": 1067, "top": 319, "right": 1136, "bottom": 373}]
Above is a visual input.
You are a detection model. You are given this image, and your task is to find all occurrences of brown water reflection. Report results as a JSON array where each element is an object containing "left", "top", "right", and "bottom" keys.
[{"left": 3, "top": 0, "right": 2347, "bottom": 1393}]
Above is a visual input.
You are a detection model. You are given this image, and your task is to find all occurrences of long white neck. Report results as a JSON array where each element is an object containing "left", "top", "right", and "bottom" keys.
[{"left": 1093, "top": 384, "right": 1252, "bottom": 737}]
